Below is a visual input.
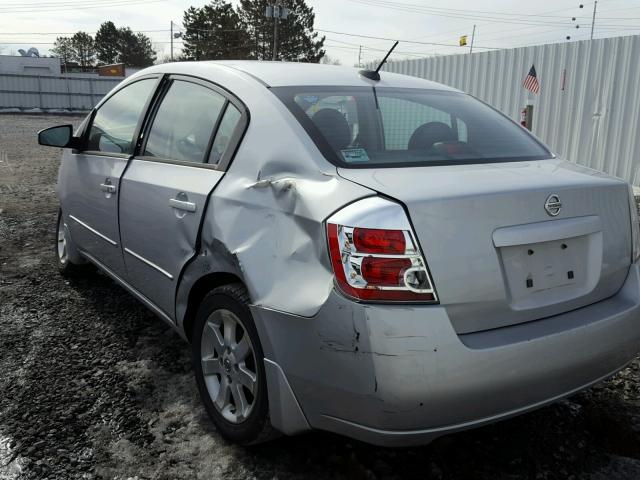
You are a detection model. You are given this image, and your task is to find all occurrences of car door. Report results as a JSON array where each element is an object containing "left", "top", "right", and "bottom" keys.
[
  {"left": 59, "top": 76, "right": 160, "bottom": 278},
  {"left": 118, "top": 75, "right": 247, "bottom": 319}
]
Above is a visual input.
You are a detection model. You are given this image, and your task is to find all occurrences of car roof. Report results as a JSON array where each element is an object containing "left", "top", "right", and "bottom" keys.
[{"left": 205, "top": 60, "right": 459, "bottom": 91}]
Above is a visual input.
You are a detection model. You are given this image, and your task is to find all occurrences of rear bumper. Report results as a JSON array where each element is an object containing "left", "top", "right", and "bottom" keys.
[{"left": 251, "top": 264, "right": 640, "bottom": 447}]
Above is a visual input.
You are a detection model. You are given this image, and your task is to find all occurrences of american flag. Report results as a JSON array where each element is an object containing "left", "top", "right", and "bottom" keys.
[{"left": 523, "top": 65, "right": 540, "bottom": 94}]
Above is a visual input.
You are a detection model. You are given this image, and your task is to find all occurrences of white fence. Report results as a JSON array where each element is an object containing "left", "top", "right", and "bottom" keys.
[
  {"left": 379, "top": 35, "right": 640, "bottom": 184},
  {"left": 0, "top": 73, "right": 121, "bottom": 111}
]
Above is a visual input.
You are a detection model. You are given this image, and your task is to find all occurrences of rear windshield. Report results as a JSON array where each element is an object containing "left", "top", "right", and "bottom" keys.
[{"left": 272, "top": 86, "right": 552, "bottom": 168}]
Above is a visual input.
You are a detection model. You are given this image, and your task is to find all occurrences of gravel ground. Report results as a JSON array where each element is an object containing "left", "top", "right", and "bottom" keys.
[{"left": 1, "top": 114, "right": 640, "bottom": 480}]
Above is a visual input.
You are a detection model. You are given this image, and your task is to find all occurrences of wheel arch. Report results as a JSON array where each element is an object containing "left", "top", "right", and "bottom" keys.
[
  {"left": 179, "top": 269, "right": 246, "bottom": 343},
  {"left": 58, "top": 209, "right": 87, "bottom": 266},
  {"left": 178, "top": 254, "right": 312, "bottom": 437}
]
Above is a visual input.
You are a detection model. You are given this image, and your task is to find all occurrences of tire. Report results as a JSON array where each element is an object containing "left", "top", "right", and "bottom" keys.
[
  {"left": 55, "top": 209, "right": 88, "bottom": 277},
  {"left": 192, "top": 283, "right": 277, "bottom": 445}
]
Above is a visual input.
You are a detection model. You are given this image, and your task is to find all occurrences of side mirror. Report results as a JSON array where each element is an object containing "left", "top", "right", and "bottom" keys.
[{"left": 37, "top": 125, "right": 81, "bottom": 149}]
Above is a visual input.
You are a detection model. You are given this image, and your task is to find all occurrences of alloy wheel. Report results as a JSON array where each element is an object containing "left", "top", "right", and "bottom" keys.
[{"left": 200, "top": 309, "right": 258, "bottom": 424}]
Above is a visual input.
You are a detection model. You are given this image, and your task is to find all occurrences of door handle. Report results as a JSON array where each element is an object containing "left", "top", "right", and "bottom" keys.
[
  {"left": 169, "top": 198, "right": 196, "bottom": 212},
  {"left": 100, "top": 183, "right": 116, "bottom": 193}
]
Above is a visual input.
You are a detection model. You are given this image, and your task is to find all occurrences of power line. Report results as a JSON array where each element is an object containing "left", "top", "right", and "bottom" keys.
[
  {"left": 441, "top": 4, "right": 589, "bottom": 42},
  {"left": 480, "top": 26, "right": 570, "bottom": 44},
  {"left": 324, "top": 35, "right": 451, "bottom": 55},
  {"left": 325, "top": 41, "right": 443, "bottom": 58},
  {"left": 596, "top": 4, "right": 640, "bottom": 14},
  {"left": 325, "top": 37, "right": 364, "bottom": 47},
  {"left": 346, "top": 0, "right": 640, "bottom": 21},
  {"left": 317, "top": 28, "right": 498, "bottom": 49},
  {"left": 170, "top": 27, "right": 246, "bottom": 33},
  {"left": 0, "top": 0, "right": 162, "bottom": 6},
  {"left": 0, "top": 0, "right": 168, "bottom": 13},
  {"left": 344, "top": 0, "right": 640, "bottom": 28},
  {"left": 0, "top": 30, "right": 170, "bottom": 35},
  {"left": 346, "top": 0, "right": 584, "bottom": 18},
  {"left": 320, "top": 1, "right": 639, "bottom": 62},
  {"left": 0, "top": 41, "right": 184, "bottom": 45},
  {"left": 393, "top": 3, "right": 602, "bottom": 49}
]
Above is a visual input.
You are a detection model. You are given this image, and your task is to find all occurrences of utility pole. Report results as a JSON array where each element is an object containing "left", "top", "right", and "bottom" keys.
[
  {"left": 266, "top": 2, "right": 288, "bottom": 61},
  {"left": 170, "top": 21, "right": 182, "bottom": 62},
  {"left": 272, "top": 1, "right": 280, "bottom": 61},
  {"left": 590, "top": 0, "right": 597, "bottom": 40},
  {"left": 469, "top": 24, "right": 476, "bottom": 54},
  {"left": 358, "top": 45, "right": 362, "bottom": 67}
]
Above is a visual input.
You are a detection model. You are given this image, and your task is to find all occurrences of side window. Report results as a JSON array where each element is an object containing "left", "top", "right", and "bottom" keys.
[
  {"left": 144, "top": 80, "right": 225, "bottom": 163},
  {"left": 87, "top": 78, "right": 156, "bottom": 155},
  {"left": 208, "top": 104, "right": 241, "bottom": 164},
  {"left": 378, "top": 96, "right": 453, "bottom": 150}
]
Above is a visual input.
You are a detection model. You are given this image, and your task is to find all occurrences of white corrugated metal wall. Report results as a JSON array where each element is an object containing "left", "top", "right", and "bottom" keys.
[
  {"left": 380, "top": 35, "right": 640, "bottom": 184},
  {"left": 0, "top": 73, "right": 121, "bottom": 111}
]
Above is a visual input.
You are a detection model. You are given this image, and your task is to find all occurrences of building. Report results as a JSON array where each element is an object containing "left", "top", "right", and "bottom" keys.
[{"left": 0, "top": 55, "right": 61, "bottom": 76}]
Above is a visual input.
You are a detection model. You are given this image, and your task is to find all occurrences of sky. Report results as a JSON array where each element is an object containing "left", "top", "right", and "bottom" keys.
[{"left": 1, "top": 0, "right": 640, "bottom": 66}]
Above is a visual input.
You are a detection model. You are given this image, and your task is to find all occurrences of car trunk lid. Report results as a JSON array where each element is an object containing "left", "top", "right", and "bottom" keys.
[{"left": 338, "top": 159, "right": 632, "bottom": 334}]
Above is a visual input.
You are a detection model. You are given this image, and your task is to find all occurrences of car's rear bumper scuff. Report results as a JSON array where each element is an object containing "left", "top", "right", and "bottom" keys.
[{"left": 252, "top": 264, "right": 640, "bottom": 446}]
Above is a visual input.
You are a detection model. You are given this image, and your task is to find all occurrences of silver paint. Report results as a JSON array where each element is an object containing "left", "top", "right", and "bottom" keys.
[
  {"left": 118, "top": 160, "right": 225, "bottom": 317},
  {"left": 124, "top": 247, "right": 174, "bottom": 280},
  {"left": 59, "top": 151, "right": 128, "bottom": 276},
  {"left": 68, "top": 214, "right": 117, "bottom": 246},
  {"left": 52, "top": 61, "right": 640, "bottom": 447},
  {"left": 338, "top": 160, "right": 631, "bottom": 333}
]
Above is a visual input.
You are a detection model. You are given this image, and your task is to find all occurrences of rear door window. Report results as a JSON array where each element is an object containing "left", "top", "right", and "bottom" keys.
[
  {"left": 143, "top": 80, "right": 226, "bottom": 163},
  {"left": 208, "top": 103, "right": 242, "bottom": 165}
]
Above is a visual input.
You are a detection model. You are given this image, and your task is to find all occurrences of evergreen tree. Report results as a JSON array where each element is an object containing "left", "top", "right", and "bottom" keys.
[
  {"left": 55, "top": 23, "right": 156, "bottom": 68},
  {"left": 182, "top": 1, "right": 250, "bottom": 60},
  {"left": 238, "top": 0, "right": 325, "bottom": 62},
  {"left": 117, "top": 27, "right": 157, "bottom": 67},
  {"left": 95, "top": 21, "right": 120, "bottom": 64}
]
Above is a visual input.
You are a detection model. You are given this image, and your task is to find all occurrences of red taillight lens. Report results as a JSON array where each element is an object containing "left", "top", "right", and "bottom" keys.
[
  {"left": 353, "top": 227, "right": 406, "bottom": 254},
  {"left": 361, "top": 257, "right": 411, "bottom": 286},
  {"left": 327, "top": 221, "right": 437, "bottom": 303}
]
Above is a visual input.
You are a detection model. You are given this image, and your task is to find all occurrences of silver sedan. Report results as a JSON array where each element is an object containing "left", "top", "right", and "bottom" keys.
[{"left": 39, "top": 61, "right": 640, "bottom": 446}]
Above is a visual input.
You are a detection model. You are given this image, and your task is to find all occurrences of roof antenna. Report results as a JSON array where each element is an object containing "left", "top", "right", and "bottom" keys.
[{"left": 359, "top": 41, "right": 399, "bottom": 81}]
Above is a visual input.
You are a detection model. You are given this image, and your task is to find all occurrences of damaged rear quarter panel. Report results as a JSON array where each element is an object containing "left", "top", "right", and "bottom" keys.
[{"left": 176, "top": 73, "right": 374, "bottom": 332}]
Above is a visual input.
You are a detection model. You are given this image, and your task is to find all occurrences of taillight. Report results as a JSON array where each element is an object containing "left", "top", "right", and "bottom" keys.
[
  {"left": 361, "top": 257, "right": 411, "bottom": 285},
  {"left": 353, "top": 227, "right": 405, "bottom": 254},
  {"left": 326, "top": 197, "right": 437, "bottom": 303}
]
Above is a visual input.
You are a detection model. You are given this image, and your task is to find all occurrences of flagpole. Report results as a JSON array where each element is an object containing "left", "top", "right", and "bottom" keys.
[{"left": 469, "top": 25, "right": 476, "bottom": 54}]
